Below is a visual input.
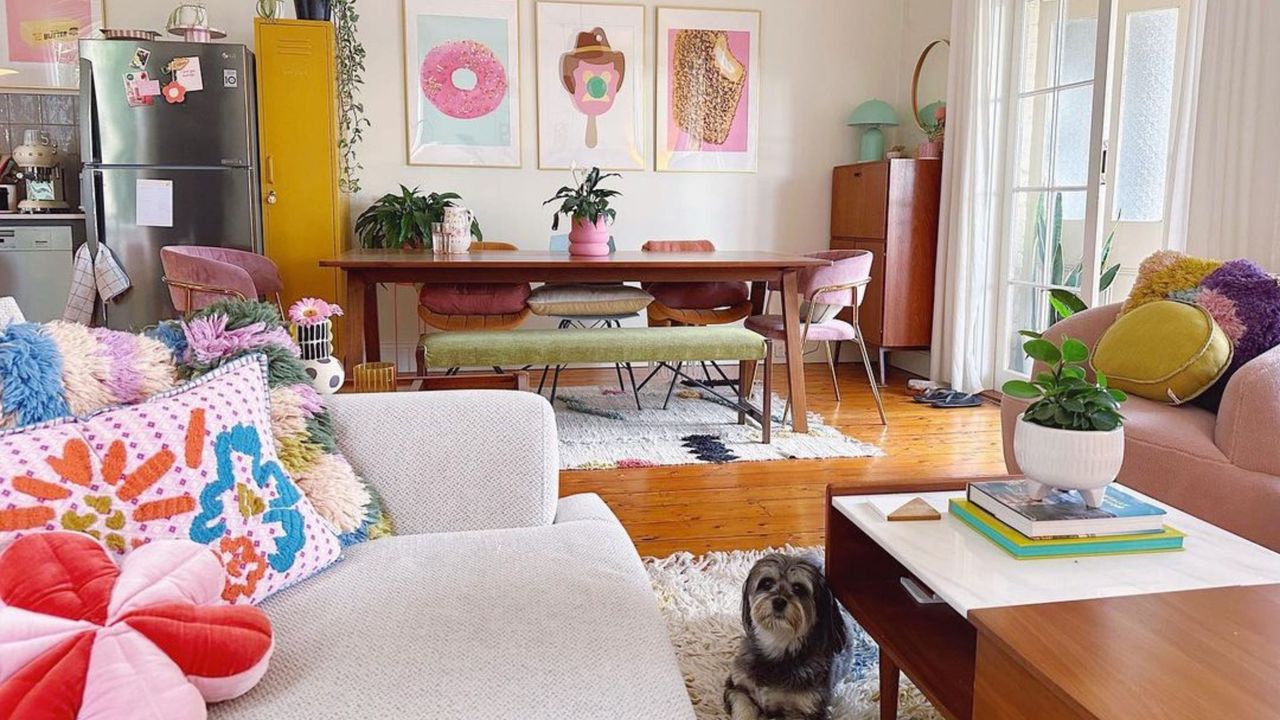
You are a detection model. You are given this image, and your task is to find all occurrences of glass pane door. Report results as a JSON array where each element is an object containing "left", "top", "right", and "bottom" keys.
[{"left": 997, "top": 0, "right": 1113, "bottom": 380}]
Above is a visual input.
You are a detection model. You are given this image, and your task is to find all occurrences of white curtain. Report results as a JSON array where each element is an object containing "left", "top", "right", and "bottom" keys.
[
  {"left": 929, "top": 0, "right": 1017, "bottom": 394},
  {"left": 1165, "top": 0, "right": 1280, "bottom": 271}
]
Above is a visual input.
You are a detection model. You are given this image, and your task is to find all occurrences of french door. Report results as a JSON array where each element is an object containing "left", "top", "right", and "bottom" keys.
[{"left": 995, "top": 0, "right": 1188, "bottom": 383}]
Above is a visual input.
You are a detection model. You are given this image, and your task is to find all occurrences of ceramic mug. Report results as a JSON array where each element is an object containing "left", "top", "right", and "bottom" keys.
[{"left": 442, "top": 205, "right": 473, "bottom": 254}]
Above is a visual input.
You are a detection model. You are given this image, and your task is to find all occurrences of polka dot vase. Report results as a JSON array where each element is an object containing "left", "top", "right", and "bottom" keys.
[{"left": 294, "top": 319, "right": 345, "bottom": 395}]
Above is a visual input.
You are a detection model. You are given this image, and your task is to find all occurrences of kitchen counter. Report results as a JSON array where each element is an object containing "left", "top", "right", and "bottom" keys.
[{"left": 0, "top": 213, "right": 86, "bottom": 221}]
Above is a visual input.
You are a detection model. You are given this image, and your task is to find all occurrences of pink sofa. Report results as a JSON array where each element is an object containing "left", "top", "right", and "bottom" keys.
[{"left": 1001, "top": 303, "right": 1280, "bottom": 551}]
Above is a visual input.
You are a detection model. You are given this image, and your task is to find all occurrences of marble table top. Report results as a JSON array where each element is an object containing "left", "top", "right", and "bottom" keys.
[{"left": 832, "top": 486, "right": 1280, "bottom": 616}]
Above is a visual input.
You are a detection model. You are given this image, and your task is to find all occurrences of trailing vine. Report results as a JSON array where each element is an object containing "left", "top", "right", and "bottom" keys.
[{"left": 332, "top": 0, "right": 369, "bottom": 194}]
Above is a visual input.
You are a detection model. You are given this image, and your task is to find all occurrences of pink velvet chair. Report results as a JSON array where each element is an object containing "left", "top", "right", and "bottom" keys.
[
  {"left": 1001, "top": 303, "right": 1280, "bottom": 551},
  {"left": 746, "top": 249, "right": 886, "bottom": 425},
  {"left": 160, "top": 246, "right": 284, "bottom": 314}
]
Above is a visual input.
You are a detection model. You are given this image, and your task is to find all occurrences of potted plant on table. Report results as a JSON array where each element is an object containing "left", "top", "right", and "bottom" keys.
[
  {"left": 1001, "top": 334, "right": 1128, "bottom": 508},
  {"left": 543, "top": 166, "right": 620, "bottom": 257},
  {"left": 354, "top": 185, "right": 482, "bottom": 250}
]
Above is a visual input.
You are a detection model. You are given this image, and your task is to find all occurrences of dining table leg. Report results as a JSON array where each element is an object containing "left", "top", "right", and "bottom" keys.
[
  {"left": 779, "top": 270, "right": 809, "bottom": 433},
  {"left": 343, "top": 270, "right": 380, "bottom": 369}
]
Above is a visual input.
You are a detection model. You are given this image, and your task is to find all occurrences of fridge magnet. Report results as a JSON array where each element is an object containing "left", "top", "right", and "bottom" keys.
[
  {"left": 123, "top": 72, "right": 155, "bottom": 107},
  {"left": 130, "top": 47, "right": 151, "bottom": 69},
  {"left": 166, "top": 56, "right": 204, "bottom": 92},
  {"left": 535, "top": 2, "right": 645, "bottom": 170},
  {"left": 162, "top": 81, "right": 187, "bottom": 104},
  {"left": 403, "top": 0, "right": 521, "bottom": 167},
  {"left": 0, "top": 0, "right": 105, "bottom": 90},
  {"left": 655, "top": 7, "right": 761, "bottom": 173}
]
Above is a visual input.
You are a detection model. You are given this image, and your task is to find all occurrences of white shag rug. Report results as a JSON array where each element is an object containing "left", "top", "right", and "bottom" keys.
[
  {"left": 553, "top": 385, "right": 882, "bottom": 470},
  {"left": 644, "top": 546, "right": 941, "bottom": 720}
]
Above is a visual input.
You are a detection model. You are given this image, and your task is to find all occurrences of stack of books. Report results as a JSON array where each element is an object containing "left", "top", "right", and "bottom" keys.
[{"left": 950, "top": 480, "right": 1184, "bottom": 559}]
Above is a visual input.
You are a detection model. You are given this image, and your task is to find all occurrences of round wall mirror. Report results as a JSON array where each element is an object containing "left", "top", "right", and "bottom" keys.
[{"left": 912, "top": 39, "right": 950, "bottom": 134}]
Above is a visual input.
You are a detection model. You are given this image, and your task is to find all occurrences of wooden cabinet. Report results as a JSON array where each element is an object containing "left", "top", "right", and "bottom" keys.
[
  {"left": 831, "top": 159, "right": 941, "bottom": 381},
  {"left": 255, "top": 19, "right": 346, "bottom": 339}
]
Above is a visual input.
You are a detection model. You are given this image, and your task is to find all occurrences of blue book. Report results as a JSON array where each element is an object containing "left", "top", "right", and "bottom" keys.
[
  {"left": 968, "top": 480, "right": 1166, "bottom": 539},
  {"left": 950, "top": 500, "right": 1184, "bottom": 560}
]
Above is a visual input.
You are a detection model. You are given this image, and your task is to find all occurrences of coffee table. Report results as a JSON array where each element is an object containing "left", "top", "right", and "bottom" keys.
[{"left": 825, "top": 478, "right": 1280, "bottom": 719}]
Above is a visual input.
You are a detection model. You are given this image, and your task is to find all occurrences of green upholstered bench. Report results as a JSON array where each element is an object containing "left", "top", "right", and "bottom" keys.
[{"left": 419, "top": 326, "right": 774, "bottom": 442}]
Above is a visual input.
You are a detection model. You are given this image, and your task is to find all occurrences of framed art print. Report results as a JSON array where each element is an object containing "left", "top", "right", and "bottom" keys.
[
  {"left": 655, "top": 7, "right": 760, "bottom": 173},
  {"left": 536, "top": 1, "right": 645, "bottom": 170},
  {"left": 403, "top": 0, "right": 521, "bottom": 167},
  {"left": 0, "top": 0, "right": 105, "bottom": 90}
]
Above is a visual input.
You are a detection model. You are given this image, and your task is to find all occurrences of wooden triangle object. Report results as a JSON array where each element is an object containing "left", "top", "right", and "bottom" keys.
[{"left": 887, "top": 497, "right": 942, "bottom": 522}]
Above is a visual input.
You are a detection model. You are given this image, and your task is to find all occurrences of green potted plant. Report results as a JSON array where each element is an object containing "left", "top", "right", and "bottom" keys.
[
  {"left": 543, "top": 166, "right": 620, "bottom": 256},
  {"left": 354, "top": 186, "right": 482, "bottom": 250},
  {"left": 1001, "top": 333, "right": 1128, "bottom": 508}
]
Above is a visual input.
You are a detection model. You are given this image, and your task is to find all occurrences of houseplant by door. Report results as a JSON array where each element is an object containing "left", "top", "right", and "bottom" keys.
[
  {"left": 1002, "top": 334, "right": 1128, "bottom": 507},
  {"left": 544, "top": 167, "right": 620, "bottom": 257}
]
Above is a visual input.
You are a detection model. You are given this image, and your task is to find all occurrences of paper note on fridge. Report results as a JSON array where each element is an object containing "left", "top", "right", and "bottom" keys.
[
  {"left": 170, "top": 56, "right": 204, "bottom": 92},
  {"left": 136, "top": 179, "right": 174, "bottom": 228}
]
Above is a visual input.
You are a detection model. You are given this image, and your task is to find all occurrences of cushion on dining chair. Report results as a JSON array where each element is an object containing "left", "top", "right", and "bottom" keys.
[
  {"left": 745, "top": 315, "right": 857, "bottom": 342},
  {"left": 526, "top": 284, "right": 653, "bottom": 317},
  {"left": 645, "top": 281, "right": 750, "bottom": 310},
  {"left": 418, "top": 283, "right": 531, "bottom": 316}
]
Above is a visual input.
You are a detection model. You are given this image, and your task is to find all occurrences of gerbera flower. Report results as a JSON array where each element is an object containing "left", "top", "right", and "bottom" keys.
[{"left": 288, "top": 298, "right": 344, "bottom": 326}]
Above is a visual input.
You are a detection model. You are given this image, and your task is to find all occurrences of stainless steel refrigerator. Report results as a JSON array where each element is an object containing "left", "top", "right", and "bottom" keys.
[{"left": 79, "top": 39, "right": 261, "bottom": 331}]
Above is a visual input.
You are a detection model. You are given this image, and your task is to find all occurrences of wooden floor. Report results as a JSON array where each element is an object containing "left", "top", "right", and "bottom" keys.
[{"left": 553, "top": 363, "right": 1008, "bottom": 557}]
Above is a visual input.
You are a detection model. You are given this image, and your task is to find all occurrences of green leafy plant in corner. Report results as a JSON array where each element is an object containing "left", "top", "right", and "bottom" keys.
[
  {"left": 543, "top": 166, "right": 621, "bottom": 231},
  {"left": 354, "top": 186, "right": 481, "bottom": 250},
  {"left": 332, "top": 0, "right": 369, "bottom": 194},
  {"left": 1002, "top": 333, "right": 1127, "bottom": 431}
]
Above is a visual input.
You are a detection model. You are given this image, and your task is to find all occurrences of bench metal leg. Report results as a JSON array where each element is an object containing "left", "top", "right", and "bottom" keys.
[
  {"left": 663, "top": 362, "right": 683, "bottom": 410},
  {"left": 738, "top": 360, "right": 758, "bottom": 425},
  {"left": 625, "top": 363, "right": 642, "bottom": 410},
  {"left": 762, "top": 342, "right": 773, "bottom": 444},
  {"left": 548, "top": 365, "right": 564, "bottom": 404}
]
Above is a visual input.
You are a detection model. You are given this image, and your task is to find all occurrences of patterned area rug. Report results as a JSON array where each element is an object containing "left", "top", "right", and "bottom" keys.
[
  {"left": 553, "top": 385, "right": 881, "bottom": 470},
  {"left": 644, "top": 547, "right": 941, "bottom": 720}
]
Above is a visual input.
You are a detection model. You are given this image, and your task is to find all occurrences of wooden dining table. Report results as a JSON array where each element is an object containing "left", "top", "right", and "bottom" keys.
[{"left": 320, "top": 249, "right": 830, "bottom": 432}]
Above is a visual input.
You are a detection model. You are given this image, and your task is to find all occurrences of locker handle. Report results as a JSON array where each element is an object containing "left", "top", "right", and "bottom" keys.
[{"left": 265, "top": 156, "right": 275, "bottom": 185}]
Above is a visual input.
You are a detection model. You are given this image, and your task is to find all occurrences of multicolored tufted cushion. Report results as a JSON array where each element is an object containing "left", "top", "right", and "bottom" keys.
[{"left": 0, "top": 355, "right": 341, "bottom": 604}]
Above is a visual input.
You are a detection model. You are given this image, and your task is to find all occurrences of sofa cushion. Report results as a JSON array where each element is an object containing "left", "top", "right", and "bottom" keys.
[
  {"left": 1093, "top": 301, "right": 1232, "bottom": 404},
  {"left": 210, "top": 500, "right": 695, "bottom": 720},
  {"left": 1113, "top": 394, "right": 1226, "bottom": 462}
]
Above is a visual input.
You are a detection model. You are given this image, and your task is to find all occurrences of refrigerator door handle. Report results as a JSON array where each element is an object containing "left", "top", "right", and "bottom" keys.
[{"left": 83, "top": 169, "right": 104, "bottom": 256}]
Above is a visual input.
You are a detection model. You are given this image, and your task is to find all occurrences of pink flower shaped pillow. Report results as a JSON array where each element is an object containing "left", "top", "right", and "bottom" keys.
[{"left": 0, "top": 532, "right": 273, "bottom": 719}]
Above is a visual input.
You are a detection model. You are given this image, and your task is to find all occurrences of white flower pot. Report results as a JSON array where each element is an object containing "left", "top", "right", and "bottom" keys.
[
  {"left": 1013, "top": 413, "right": 1125, "bottom": 508},
  {"left": 303, "top": 356, "right": 345, "bottom": 395}
]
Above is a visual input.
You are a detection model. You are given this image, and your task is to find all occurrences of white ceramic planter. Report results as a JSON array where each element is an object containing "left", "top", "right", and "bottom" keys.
[{"left": 1012, "top": 414, "right": 1125, "bottom": 508}]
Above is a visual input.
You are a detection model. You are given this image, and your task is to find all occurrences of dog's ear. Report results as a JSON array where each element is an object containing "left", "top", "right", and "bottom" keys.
[
  {"left": 740, "top": 567, "right": 755, "bottom": 634},
  {"left": 814, "top": 572, "right": 848, "bottom": 654}
]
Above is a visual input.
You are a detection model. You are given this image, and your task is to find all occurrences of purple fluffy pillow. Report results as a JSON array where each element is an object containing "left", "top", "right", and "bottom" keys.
[{"left": 1191, "top": 260, "right": 1280, "bottom": 410}]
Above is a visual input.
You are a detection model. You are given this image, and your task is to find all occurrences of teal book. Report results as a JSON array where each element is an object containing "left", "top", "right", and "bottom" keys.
[{"left": 950, "top": 499, "right": 1184, "bottom": 560}]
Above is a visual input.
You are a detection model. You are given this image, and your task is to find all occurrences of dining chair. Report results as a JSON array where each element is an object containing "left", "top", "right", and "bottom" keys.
[
  {"left": 745, "top": 249, "right": 886, "bottom": 425},
  {"left": 530, "top": 235, "right": 650, "bottom": 402},
  {"left": 417, "top": 241, "right": 531, "bottom": 332},
  {"left": 642, "top": 239, "right": 753, "bottom": 387},
  {"left": 160, "top": 246, "right": 284, "bottom": 314}
]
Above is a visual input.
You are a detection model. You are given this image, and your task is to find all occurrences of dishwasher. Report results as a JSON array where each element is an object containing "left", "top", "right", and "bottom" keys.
[{"left": 0, "top": 225, "right": 75, "bottom": 323}]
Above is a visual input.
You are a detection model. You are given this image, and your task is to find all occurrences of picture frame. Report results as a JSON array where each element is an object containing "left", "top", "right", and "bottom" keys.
[
  {"left": 0, "top": 0, "right": 106, "bottom": 90},
  {"left": 402, "top": 0, "right": 522, "bottom": 167},
  {"left": 655, "top": 7, "right": 761, "bottom": 173},
  {"left": 535, "top": 1, "right": 646, "bottom": 170}
]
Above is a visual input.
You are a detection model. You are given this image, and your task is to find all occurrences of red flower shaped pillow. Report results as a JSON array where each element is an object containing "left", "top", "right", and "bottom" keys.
[{"left": 0, "top": 532, "right": 272, "bottom": 719}]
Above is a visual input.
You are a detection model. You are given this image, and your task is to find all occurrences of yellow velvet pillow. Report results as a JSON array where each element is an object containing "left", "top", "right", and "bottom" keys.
[{"left": 1092, "top": 300, "right": 1233, "bottom": 405}]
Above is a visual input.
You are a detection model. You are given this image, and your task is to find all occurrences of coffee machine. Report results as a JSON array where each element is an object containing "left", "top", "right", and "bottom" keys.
[{"left": 13, "top": 130, "right": 70, "bottom": 213}]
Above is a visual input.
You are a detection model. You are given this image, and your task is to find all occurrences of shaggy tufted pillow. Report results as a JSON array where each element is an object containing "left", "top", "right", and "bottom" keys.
[{"left": 0, "top": 532, "right": 273, "bottom": 718}]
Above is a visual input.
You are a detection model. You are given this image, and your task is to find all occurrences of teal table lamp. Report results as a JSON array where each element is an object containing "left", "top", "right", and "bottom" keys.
[{"left": 848, "top": 99, "right": 899, "bottom": 161}]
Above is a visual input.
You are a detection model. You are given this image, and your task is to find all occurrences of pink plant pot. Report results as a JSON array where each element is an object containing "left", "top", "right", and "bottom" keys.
[
  {"left": 568, "top": 216, "right": 611, "bottom": 256},
  {"left": 918, "top": 140, "right": 943, "bottom": 159}
]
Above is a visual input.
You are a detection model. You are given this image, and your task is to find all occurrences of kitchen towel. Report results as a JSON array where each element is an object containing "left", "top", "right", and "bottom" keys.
[{"left": 64, "top": 244, "right": 132, "bottom": 324}]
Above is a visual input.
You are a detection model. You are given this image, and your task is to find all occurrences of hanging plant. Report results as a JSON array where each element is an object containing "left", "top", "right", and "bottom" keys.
[{"left": 332, "top": 0, "right": 369, "bottom": 194}]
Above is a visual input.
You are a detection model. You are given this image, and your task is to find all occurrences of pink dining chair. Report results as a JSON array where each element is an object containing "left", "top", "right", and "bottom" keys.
[
  {"left": 160, "top": 245, "right": 284, "bottom": 314},
  {"left": 745, "top": 249, "right": 886, "bottom": 425}
]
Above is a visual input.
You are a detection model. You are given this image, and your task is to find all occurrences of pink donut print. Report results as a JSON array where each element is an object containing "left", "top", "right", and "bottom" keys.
[{"left": 421, "top": 40, "right": 508, "bottom": 120}]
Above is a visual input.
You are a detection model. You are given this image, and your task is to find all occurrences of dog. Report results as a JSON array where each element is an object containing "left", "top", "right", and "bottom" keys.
[{"left": 724, "top": 554, "right": 848, "bottom": 720}]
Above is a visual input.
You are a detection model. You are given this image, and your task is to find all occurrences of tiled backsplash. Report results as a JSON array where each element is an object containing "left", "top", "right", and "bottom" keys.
[{"left": 0, "top": 92, "right": 81, "bottom": 210}]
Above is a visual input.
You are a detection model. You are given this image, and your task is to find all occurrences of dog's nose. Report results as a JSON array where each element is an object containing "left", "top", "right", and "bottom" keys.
[{"left": 771, "top": 597, "right": 787, "bottom": 612}]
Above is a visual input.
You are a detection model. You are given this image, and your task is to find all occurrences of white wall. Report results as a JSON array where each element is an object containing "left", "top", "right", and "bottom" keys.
[{"left": 108, "top": 0, "right": 951, "bottom": 367}]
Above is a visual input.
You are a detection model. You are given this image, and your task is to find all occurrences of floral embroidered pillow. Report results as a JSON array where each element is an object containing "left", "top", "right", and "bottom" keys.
[{"left": 0, "top": 355, "right": 341, "bottom": 604}]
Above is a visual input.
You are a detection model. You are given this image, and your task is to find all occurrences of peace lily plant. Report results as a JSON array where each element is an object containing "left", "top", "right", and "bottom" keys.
[{"left": 1002, "top": 333, "right": 1128, "bottom": 508}]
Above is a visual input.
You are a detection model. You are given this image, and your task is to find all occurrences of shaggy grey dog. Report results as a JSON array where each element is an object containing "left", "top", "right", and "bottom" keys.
[{"left": 724, "top": 554, "right": 848, "bottom": 720}]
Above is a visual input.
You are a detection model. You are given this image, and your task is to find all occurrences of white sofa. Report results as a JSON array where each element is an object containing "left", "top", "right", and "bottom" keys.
[{"left": 212, "top": 390, "right": 695, "bottom": 720}]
